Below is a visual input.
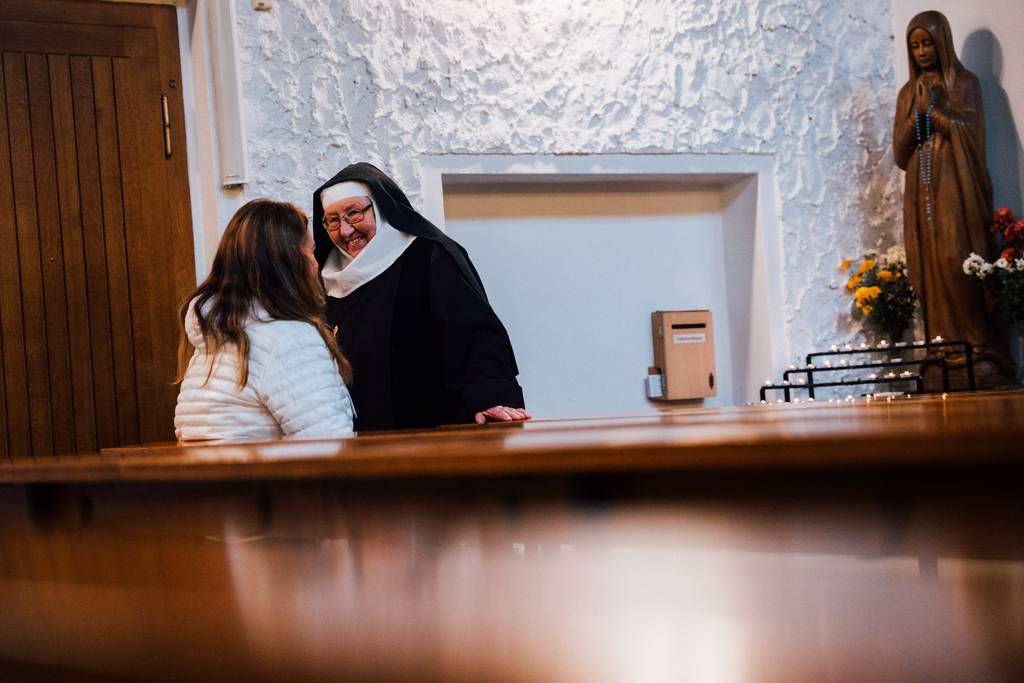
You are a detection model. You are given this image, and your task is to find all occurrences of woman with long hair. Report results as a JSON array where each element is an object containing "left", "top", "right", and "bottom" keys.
[{"left": 175, "top": 199, "right": 354, "bottom": 442}]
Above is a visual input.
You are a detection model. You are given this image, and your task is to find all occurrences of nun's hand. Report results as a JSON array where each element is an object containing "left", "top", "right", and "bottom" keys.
[{"left": 474, "top": 406, "right": 531, "bottom": 424}]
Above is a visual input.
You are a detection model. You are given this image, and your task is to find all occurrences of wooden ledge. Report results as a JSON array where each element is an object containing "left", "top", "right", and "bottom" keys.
[{"left": 2, "top": 390, "right": 1022, "bottom": 484}]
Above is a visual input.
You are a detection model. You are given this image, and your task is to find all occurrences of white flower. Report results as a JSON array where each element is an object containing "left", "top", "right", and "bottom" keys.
[
  {"left": 963, "top": 252, "right": 987, "bottom": 275},
  {"left": 1015, "top": 258, "right": 1024, "bottom": 272},
  {"left": 995, "top": 258, "right": 1010, "bottom": 270},
  {"left": 979, "top": 263, "right": 994, "bottom": 279},
  {"left": 883, "top": 244, "right": 907, "bottom": 266}
]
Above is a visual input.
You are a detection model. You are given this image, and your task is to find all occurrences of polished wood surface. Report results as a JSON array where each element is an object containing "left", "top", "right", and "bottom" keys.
[
  {"left": 2, "top": 390, "right": 1023, "bottom": 482},
  {"left": 1, "top": 392, "right": 1023, "bottom": 681},
  {"left": 0, "top": 0, "right": 194, "bottom": 458}
]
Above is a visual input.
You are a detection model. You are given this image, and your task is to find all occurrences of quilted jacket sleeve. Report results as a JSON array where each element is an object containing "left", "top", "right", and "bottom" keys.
[{"left": 252, "top": 321, "right": 355, "bottom": 438}]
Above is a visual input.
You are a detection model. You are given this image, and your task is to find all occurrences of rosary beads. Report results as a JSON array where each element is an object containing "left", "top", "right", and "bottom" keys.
[{"left": 914, "top": 104, "right": 935, "bottom": 225}]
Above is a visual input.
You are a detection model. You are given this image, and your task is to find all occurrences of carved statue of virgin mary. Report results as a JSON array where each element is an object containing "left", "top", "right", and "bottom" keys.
[{"left": 893, "top": 10, "right": 1014, "bottom": 387}]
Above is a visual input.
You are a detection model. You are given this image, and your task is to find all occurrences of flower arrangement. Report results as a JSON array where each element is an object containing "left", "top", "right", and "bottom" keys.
[
  {"left": 841, "top": 245, "right": 917, "bottom": 341},
  {"left": 961, "top": 207, "right": 1024, "bottom": 324}
]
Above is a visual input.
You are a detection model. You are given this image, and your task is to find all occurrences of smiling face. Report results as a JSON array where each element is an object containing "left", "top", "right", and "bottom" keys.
[
  {"left": 322, "top": 196, "right": 377, "bottom": 258},
  {"left": 909, "top": 27, "right": 938, "bottom": 72}
]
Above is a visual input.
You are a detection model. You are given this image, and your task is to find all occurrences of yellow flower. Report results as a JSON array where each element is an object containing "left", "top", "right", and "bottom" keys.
[
  {"left": 858, "top": 259, "right": 876, "bottom": 274},
  {"left": 876, "top": 270, "right": 895, "bottom": 283},
  {"left": 846, "top": 274, "right": 862, "bottom": 291},
  {"left": 839, "top": 258, "right": 853, "bottom": 272},
  {"left": 854, "top": 286, "right": 882, "bottom": 310}
]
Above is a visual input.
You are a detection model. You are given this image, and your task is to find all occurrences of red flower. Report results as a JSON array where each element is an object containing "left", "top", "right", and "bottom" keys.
[
  {"left": 992, "top": 208, "right": 1015, "bottom": 236},
  {"left": 991, "top": 208, "right": 1024, "bottom": 245},
  {"left": 1001, "top": 247, "right": 1017, "bottom": 262},
  {"left": 1005, "top": 220, "right": 1024, "bottom": 245}
]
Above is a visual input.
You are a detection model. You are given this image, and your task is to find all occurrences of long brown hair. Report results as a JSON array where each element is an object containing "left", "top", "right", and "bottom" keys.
[{"left": 177, "top": 199, "right": 352, "bottom": 388}]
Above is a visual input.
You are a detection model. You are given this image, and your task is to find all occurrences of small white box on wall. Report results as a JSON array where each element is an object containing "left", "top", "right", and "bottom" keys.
[{"left": 650, "top": 310, "right": 717, "bottom": 400}]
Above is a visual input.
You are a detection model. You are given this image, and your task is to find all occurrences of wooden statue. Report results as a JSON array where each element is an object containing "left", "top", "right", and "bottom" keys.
[{"left": 893, "top": 10, "right": 1014, "bottom": 388}]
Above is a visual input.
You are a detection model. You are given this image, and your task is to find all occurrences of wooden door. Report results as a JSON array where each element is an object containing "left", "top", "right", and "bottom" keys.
[{"left": 0, "top": 0, "right": 195, "bottom": 459}]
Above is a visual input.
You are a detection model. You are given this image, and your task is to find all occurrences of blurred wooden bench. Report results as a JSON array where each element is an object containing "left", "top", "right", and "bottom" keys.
[{"left": 2, "top": 391, "right": 1023, "bottom": 681}]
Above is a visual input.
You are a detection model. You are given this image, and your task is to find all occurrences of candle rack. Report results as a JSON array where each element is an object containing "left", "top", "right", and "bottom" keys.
[
  {"left": 760, "top": 373, "right": 924, "bottom": 402},
  {"left": 805, "top": 339, "right": 974, "bottom": 391},
  {"left": 758, "top": 339, "right": 973, "bottom": 403}
]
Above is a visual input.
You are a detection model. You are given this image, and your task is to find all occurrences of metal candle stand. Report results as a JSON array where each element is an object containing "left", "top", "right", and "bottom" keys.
[{"left": 759, "top": 340, "right": 975, "bottom": 403}]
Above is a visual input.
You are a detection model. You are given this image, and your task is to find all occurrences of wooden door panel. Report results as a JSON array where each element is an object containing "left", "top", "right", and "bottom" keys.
[
  {"left": 69, "top": 55, "right": 117, "bottom": 450},
  {"left": 3, "top": 52, "right": 54, "bottom": 458},
  {"left": 26, "top": 52, "right": 76, "bottom": 457},
  {"left": 0, "top": 318, "right": 4, "bottom": 460},
  {"left": 0, "top": 338, "right": 5, "bottom": 461},
  {"left": 92, "top": 55, "right": 140, "bottom": 447},
  {"left": 0, "top": 1, "right": 193, "bottom": 457},
  {"left": 0, "top": 2, "right": 164, "bottom": 27},
  {"left": 50, "top": 53, "right": 98, "bottom": 455},
  {"left": 0, "top": 20, "right": 127, "bottom": 57},
  {"left": 0, "top": 56, "right": 30, "bottom": 462},
  {"left": 115, "top": 29, "right": 170, "bottom": 444}
]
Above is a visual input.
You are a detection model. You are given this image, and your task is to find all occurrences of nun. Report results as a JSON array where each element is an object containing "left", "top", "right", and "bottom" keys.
[{"left": 312, "top": 162, "right": 529, "bottom": 432}]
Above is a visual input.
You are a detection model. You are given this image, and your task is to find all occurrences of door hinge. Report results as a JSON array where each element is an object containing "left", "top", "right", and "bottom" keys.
[{"left": 161, "top": 95, "right": 172, "bottom": 158}]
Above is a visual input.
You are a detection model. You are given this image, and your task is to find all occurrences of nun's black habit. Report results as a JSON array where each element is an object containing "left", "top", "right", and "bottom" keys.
[{"left": 313, "top": 163, "right": 525, "bottom": 432}]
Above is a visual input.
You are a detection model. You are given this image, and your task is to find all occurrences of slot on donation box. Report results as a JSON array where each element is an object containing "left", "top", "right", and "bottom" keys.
[{"left": 650, "top": 310, "right": 716, "bottom": 400}]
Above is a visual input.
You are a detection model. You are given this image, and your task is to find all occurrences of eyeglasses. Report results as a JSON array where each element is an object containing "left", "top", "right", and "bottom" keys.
[{"left": 323, "top": 204, "right": 373, "bottom": 230}]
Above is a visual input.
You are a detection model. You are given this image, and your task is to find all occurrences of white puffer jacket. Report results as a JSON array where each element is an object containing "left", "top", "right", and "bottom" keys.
[{"left": 174, "top": 300, "right": 355, "bottom": 443}]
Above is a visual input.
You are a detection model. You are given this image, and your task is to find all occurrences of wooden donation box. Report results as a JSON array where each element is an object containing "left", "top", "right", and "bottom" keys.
[{"left": 651, "top": 310, "right": 716, "bottom": 400}]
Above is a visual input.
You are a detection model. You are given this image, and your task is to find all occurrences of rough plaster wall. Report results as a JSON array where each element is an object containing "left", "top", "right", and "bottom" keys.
[{"left": 235, "top": 0, "right": 901, "bottom": 357}]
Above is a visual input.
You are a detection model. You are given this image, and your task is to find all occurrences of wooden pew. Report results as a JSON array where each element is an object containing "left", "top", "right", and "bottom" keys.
[{"left": 1, "top": 391, "right": 1023, "bottom": 681}]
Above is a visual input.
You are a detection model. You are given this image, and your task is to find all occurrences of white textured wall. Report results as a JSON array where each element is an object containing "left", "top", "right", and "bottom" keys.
[{"left": 232, "top": 0, "right": 901, "bottom": 363}]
